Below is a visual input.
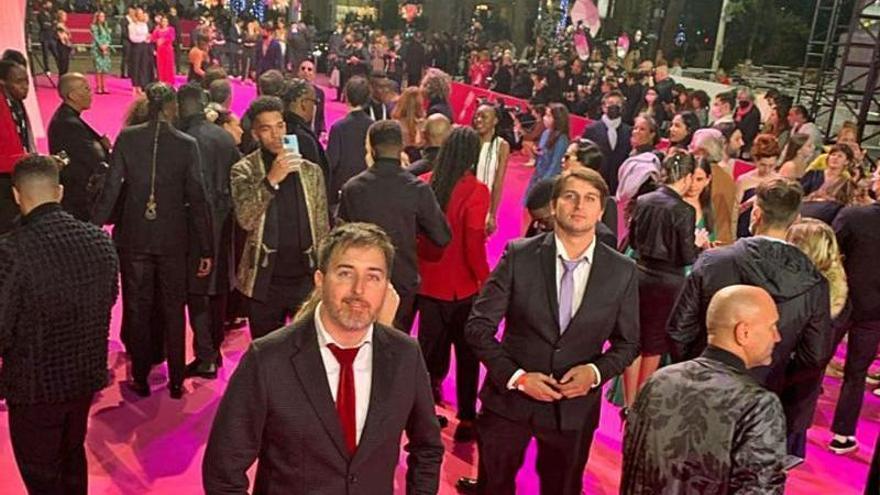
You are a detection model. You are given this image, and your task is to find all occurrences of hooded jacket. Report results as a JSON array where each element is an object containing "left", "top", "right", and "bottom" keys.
[{"left": 667, "top": 237, "right": 832, "bottom": 395}]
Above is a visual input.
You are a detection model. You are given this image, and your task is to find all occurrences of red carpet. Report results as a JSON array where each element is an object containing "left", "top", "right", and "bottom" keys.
[{"left": 2, "top": 74, "right": 871, "bottom": 494}]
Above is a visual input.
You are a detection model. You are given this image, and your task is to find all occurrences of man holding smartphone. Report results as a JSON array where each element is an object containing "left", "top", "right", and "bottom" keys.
[{"left": 230, "top": 96, "right": 331, "bottom": 339}]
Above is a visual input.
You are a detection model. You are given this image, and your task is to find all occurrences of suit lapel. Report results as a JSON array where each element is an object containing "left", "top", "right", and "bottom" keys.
[
  {"left": 539, "top": 233, "right": 561, "bottom": 336},
  {"left": 352, "top": 326, "right": 395, "bottom": 463},
  {"left": 290, "top": 321, "right": 351, "bottom": 460}
]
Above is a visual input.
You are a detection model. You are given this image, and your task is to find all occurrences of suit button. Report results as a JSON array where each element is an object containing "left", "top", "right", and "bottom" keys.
[{"left": 348, "top": 474, "right": 358, "bottom": 484}]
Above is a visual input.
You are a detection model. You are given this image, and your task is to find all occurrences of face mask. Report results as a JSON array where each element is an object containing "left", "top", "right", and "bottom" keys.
[
  {"left": 606, "top": 104, "right": 621, "bottom": 120},
  {"left": 738, "top": 100, "right": 750, "bottom": 109}
]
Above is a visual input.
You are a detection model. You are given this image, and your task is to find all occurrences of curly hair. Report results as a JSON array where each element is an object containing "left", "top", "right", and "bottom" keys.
[
  {"left": 751, "top": 133, "right": 781, "bottom": 160},
  {"left": 786, "top": 218, "right": 848, "bottom": 318},
  {"left": 420, "top": 68, "right": 451, "bottom": 101}
]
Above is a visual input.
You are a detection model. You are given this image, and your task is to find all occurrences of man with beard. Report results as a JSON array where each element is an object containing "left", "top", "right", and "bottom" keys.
[
  {"left": 459, "top": 168, "right": 639, "bottom": 494},
  {"left": 668, "top": 178, "right": 832, "bottom": 464},
  {"left": 203, "top": 222, "right": 443, "bottom": 494},
  {"left": 177, "top": 84, "right": 241, "bottom": 377}
]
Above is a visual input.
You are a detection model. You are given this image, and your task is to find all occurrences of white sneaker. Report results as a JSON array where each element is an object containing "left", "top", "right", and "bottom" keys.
[{"left": 829, "top": 435, "right": 858, "bottom": 454}]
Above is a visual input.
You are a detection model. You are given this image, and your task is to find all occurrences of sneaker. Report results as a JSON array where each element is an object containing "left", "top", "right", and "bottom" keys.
[
  {"left": 829, "top": 435, "right": 858, "bottom": 454},
  {"left": 782, "top": 455, "right": 804, "bottom": 471},
  {"left": 872, "top": 387, "right": 880, "bottom": 398},
  {"left": 866, "top": 371, "right": 880, "bottom": 385}
]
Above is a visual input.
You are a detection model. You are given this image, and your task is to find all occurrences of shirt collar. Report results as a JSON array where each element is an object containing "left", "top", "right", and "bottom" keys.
[
  {"left": 554, "top": 234, "right": 596, "bottom": 264},
  {"left": 314, "top": 302, "right": 374, "bottom": 350},
  {"left": 701, "top": 345, "right": 747, "bottom": 372},
  {"left": 601, "top": 114, "right": 621, "bottom": 129},
  {"left": 21, "top": 202, "right": 61, "bottom": 226}
]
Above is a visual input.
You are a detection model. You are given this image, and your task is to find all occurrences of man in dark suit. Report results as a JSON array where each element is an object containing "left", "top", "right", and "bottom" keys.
[
  {"left": 203, "top": 222, "right": 443, "bottom": 495},
  {"left": 461, "top": 168, "right": 640, "bottom": 494},
  {"left": 48, "top": 73, "right": 111, "bottom": 222},
  {"left": 402, "top": 35, "right": 427, "bottom": 88},
  {"left": 326, "top": 76, "right": 374, "bottom": 211},
  {"left": 297, "top": 59, "right": 326, "bottom": 137},
  {"left": 0, "top": 154, "right": 119, "bottom": 495},
  {"left": 337, "top": 120, "right": 451, "bottom": 333},
  {"left": 255, "top": 23, "right": 283, "bottom": 77},
  {"left": 92, "top": 83, "right": 214, "bottom": 399},
  {"left": 178, "top": 84, "right": 241, "bottom": 378},
  {"left": 581, "top": 90, "right": 632, "bottom": 194},
  {"left": 282, "top": 78, "right": 329, "bottom": 199}
]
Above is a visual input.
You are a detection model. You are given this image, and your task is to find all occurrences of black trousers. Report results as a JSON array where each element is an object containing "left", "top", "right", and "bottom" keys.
[
  {"left": 188, "top": 293, "right": 227, "bottom": 362},
  {"left": 248, "top": 275, "right": 313, "bottom": 339},
  {"left": 417, "top": 295, "right": 479, "bottom": 419},
  {"left": 57, "top": 44, "right": 71, "bottom": 76},
  {"left": 476, "top": 409, "right": 596, "bottom": 495},
  {"left": 120, "top": 40, "right": 129, "bottom": 77},
  {"left": 8, "top": 394, "right": 93, "bottom": 495},
  {"left": 0, "top": 174, "right": 18, "bottom": 235},
  {"left": 40, "top": 38, "right": 59, "bottom": 73},
  {"left": 120, "top": 253, "right": 187, "bottom": 387},
  {"left": 832, "top": 319, "right": 880, "bottom": 436},
  {"left": 394, "top": 292, "right": 418, "bottom": 334}
]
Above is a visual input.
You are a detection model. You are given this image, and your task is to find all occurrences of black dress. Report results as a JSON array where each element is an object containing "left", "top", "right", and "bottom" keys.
[{"left": 629, "top": 186, "right": 697, "bottom": 355}]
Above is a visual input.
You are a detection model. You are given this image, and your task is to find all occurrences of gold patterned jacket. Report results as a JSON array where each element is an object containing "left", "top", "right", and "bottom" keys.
[{"left": 230, "top": 149, "right": 330, "bottom": 300}]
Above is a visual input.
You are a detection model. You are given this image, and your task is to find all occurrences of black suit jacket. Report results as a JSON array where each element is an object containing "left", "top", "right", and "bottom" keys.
[
  {"left": 337, "top": 158, "right": 451, "bottom": 296},
  {"left": 465, "top": 233, "right": 640, "bottom": 431},
  {"left": 48, "top": 103, "right": 109, "bottom": 221},
  {"left": 582, "top": 120, "right": 632, "bottom": 194},
  {"left": 255, "top": 39, "right": 283, "bottom": 76},
  {"left": 313, "top": 85, "right": 326, "bottom": 136},
  {"left": 91, "top": 121, "right": 213, "bottom": 257},
  {"left": 285, "top": 111, "right": 330, "bottom": 200},
  {"left": 203, "top": 316, "right": 443, "bottom": 495},
  {"left": 326, "top": 109, "right": 374, "bottom": 207}
]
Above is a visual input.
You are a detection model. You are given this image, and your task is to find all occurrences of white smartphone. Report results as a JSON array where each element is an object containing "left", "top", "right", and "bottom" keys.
[{"left": 282, "top": 134, "right": 300, "bottom": 155}]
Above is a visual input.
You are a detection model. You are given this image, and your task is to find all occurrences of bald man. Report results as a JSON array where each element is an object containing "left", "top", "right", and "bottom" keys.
[
  {"left": 0, "top": 155, "right": 118, "bottom": 494},
  {"left": 48, "top": 72, "right": 111, "bottom": 221},
  {"left": 406, "top": 113, "right": 451, "bottom": 177},
  {"left": 621, "top": 285, "right": 787, "bottom": 495}
]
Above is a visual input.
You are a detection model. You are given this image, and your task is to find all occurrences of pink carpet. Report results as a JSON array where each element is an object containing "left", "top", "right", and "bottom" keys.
[{"left": 3, "top": 74, "right": 872, "bottom": 494}]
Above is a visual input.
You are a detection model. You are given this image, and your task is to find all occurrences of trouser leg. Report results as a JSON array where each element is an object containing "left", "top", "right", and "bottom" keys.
[{"left": 831, "top": 320, "right": 880, "bottom": 436}]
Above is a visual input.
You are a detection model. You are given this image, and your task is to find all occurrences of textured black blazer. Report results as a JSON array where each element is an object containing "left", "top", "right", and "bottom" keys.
[
  {"left": 465, "top": 232, "right": 640, "bottom": 431},
  {"left": 203, "top": 316, "right": 443, "bottom": 495}
]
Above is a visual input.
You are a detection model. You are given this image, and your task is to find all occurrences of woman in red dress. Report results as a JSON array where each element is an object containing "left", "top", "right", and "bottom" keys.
[{"left": 151, "top": 14, "right": 177, "bottom": 85}]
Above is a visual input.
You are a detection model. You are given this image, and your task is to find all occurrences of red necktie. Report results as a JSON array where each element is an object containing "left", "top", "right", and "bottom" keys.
[{"left": 327, "top": 343, "right": 361, "bottom": 455}]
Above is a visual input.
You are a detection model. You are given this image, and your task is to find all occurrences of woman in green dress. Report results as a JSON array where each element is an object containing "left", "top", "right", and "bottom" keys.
[{"left": 90, "top": 11, "right": 112, "bottom": 94}]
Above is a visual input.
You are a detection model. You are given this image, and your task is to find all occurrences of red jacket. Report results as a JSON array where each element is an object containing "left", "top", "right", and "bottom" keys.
[
  {"left": 0, "top": 95, "right": 27, "bottom": 174},
  {"left": 418, "top": 173, "right": 490, "bottom": 300}
]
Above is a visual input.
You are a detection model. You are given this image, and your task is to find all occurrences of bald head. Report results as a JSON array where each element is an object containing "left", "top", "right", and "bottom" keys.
[
  {"left": 424, "top": 113, "right": 451, "bottom": 147},
  {"left": 706, "top": 285, "right": 780, "bottom": 368},
  {"left": 58, "top": 73, "right": 92, "bottom": 111}
]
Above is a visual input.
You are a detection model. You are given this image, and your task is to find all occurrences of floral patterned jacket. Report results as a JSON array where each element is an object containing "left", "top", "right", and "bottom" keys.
[
  {"left": 621, "top": 346, "right": 787, "bottom": 495},
  {"left": 230, "top": 149, "right": 329, "bottom": 300}
]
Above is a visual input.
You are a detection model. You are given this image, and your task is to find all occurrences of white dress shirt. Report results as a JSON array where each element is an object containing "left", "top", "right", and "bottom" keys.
[
  {"left": 507, "top": 234, "right": 602, "bottom": 390},
  {"left": 128, "top": 21, "right": 149, "bottom": 44},
  {"left": 315, "top": 302, "right": 373, "bottom": 444}
]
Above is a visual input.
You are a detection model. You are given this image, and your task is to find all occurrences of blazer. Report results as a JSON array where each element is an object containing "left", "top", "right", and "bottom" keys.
[
  {"left": 582, "top": 119, "right": 633, "bottom": 194},
  {"left": 48, "top": 103, "right": 110, "bottom": 221},
  {"left": 337, "top": 158, "right": 451, "bottom": 297},
  {"left": 202, "top": 316, "right": 443, "bottom": 495},
  {"left": 0, "top": 94, "right": 30, "bottom": 174},
  {"left": 418, "top": 173, "right": 490, "bottom": 301},
  {"left": 255, "top": 39, "right": 283, "bottom": 76},
  {"left": 465, "top": 233, "right": 640, "bottom": 431},
  {"left": 326, "top": 109, "right": 374, "bottom": 207},
  {"left": 92, "top": 121, "right": 213, "bottom": 258}
]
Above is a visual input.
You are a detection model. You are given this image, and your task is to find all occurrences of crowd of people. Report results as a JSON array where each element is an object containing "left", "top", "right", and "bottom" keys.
[{"left": 2, "top": 2, "right": 880, "bottom": 494}]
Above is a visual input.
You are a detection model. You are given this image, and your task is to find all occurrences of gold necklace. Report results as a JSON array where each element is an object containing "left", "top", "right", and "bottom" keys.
[{"left": 144, "top": 122, "right": 160, "bottom": 220}]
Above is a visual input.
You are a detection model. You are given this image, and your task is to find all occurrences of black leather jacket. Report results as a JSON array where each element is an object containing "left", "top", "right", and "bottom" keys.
[{"left": 630, "top": 186, "right": 697, "bottom": 272}]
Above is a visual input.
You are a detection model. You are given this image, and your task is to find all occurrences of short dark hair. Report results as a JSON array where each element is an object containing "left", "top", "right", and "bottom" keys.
[
  {"left": 791, "top": 104, "right": 812, "bottom": 122},
  {"left": 1, "top": 49, "right": 27, "bottom": 68},
  {"left": 177, "top": 83, "right": 207, "bottom": 119},
  {"left": 755, "top": 178, "right": 803, "bottom": 229},
  {"left": 201, "top": 66, "right": 228, "bottom": 91},
  {"left": 12, "top": 154, "right": 60, "bottom": 189},
  {"left": 551, "top": 167, "right": 610, "bottom": 207},
  {"left": 282, "top": 78, "right": 312, "bottom": 107},
  {"left": 526, "top": 178, "right": 555, "bottom": 210},
  {"left": 345, "top": 76, "right": 371, "bottom": 107},
  {"left": 208, "top": 78, "right": 232, "bottom": 105},
  {"left": 247, "top": 95, "right": 284, "bottom": 122},
  {"left": 715, "top": 91, "right": 736, "bottom": 111},
  {"left": 572, "top": 138, "right": 603, "bottom": 171},
  {"left": 0, "top": 59, "right": 23, "bottom": 81},
  {"left": 368, "top": 120, "right": 403, "bottom": 154},
  {"left": 257, "top": 69, "right": 286, "bottom": 97}
]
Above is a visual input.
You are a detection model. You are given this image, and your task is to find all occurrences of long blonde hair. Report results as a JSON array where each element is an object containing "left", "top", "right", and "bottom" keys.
[{"left": 786, "top": 218, "right": 848, "bottom": 318}]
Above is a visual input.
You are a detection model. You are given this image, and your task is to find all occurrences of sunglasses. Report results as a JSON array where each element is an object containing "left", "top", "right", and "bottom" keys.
[{"left": 300, "top": 66, "right": 314, "bottom": 72}]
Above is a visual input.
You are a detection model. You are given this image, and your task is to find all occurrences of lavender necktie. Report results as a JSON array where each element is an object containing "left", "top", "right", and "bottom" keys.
[{"left": 558, "top": 257, "right": 585, "bottom": 333}]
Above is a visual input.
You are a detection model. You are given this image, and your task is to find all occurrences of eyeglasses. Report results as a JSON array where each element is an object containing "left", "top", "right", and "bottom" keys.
[{"left": 300, "top": 66, "right": 314, "bottom": 72}]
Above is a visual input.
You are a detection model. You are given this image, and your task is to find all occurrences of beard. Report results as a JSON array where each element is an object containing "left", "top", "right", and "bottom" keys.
[{"left": 325, "top": 296, "right": 378, "bottom": 331}]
